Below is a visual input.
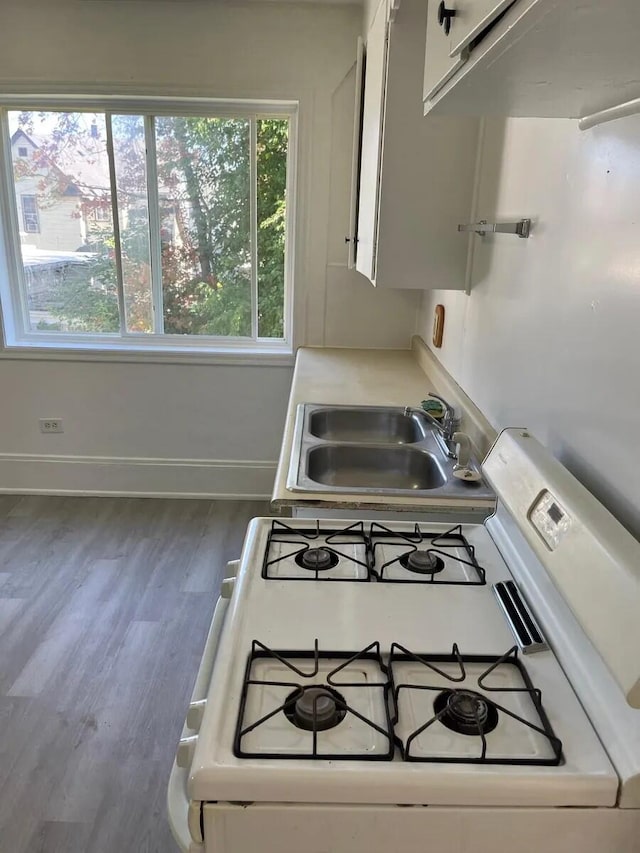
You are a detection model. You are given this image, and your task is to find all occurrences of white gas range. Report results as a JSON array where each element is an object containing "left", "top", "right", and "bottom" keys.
[{"left": 168, "top": 429, "right": 640, "bottom": 853}]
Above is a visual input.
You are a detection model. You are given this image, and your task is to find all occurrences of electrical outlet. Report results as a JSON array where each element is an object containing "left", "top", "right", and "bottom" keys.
[{"left": 39, "top": 419, "right": 64, "bottom": 434}]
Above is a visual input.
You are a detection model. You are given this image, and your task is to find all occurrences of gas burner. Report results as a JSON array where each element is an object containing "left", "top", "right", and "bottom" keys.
[
  {"left": 369, "top": 523, "right": 486, "bottom": 585},
  {"left": 433, "top": 689, "right": 499, "bottom": 736},
  {"left": 263, "top": 520, "right": 370, "bottom": 581},
  {"left": 389, "top": 643, "right": 563, "bottom": 765},
  {"left": 284, "top": 686, "right": 346, "bottom": 731},
  {"left": 263, "top": 521, "right": 488, "bottom": 584},
  {"left": 235, "top": 640, "right": 563, "bottom": 765},
  {"left": 234, "top": 640, "right": 393, "bottom": 760},
  {"left": 400, "top": 549, "right": 445, "bottom": 575},
  {"left": 295, "top": 547, "right": 340, "bottom": 572}
]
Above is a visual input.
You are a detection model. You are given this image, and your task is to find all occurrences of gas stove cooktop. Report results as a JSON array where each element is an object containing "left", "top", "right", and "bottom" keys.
[
  {"left": 262, "top": 520, "right": 486, "bottom": 584},
  {"left": 183, "top": 432, "right": 635, "bottom": 814},
  {"left": 234, "top": 639, "right": 563, "bottom": 766}
]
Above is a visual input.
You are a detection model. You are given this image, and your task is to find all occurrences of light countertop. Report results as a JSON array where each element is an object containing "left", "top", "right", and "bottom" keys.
[{"left": 271, "top": 339, "right": 497, "bottom": 513}]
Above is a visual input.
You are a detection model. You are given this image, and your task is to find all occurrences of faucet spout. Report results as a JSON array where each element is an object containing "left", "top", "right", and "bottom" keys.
[
  {"left": 403, "top": 405, "right": 445, "bottom": 434},
  {"left": 404, "top": 393, "right": 460, "bottom": 459}
]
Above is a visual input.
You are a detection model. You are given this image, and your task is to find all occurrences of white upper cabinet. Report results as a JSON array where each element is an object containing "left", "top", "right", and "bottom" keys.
[
  {"left": 350, "top": 0, "right": 480, "bottom": 290},
  {"left": 423, "top": 0, "right": 640, "bottom": 119},
  {"left": 423, "top": 1, "right": 465, "bottom": 101}
]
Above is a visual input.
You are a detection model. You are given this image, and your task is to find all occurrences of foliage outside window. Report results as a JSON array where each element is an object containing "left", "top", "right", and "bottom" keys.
[{"left": 0, "top": 102, "right": 294, "bottom": 352}]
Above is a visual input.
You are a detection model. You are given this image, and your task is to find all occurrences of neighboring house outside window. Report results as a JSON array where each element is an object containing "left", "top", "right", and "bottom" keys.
[
  {"left": 21, "top": 194, "right": 40, "bottom": 233},
  {"left": 10, "top": 129, "right": 86, "bottom": 254},
  {"left": 0, "top": 101, "right": 295, "bottom": 356}
]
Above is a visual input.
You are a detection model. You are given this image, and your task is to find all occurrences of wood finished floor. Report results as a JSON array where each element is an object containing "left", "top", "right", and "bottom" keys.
[{"left": 0, "top": 495, "right": 270, "bottom": 853}]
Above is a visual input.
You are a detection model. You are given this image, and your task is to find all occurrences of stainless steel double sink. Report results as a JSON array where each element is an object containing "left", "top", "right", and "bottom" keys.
[{"left": 287, "top": 404, "right": 494, "bottom": 501}]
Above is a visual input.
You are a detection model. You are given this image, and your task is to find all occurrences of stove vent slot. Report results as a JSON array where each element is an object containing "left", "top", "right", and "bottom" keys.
[{"left": 493, "top": 581, "right": 548, "bottom": 654}]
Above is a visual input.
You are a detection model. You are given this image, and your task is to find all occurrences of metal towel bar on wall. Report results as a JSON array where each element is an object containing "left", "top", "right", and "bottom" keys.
[{"left": 457, "top": 219, "right": 531, "bottom": 238}]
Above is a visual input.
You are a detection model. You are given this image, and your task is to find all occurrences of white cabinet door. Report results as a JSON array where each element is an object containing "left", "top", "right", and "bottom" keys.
[
  {"left": 347, "top": 37, "right": 365, "bottom": 270},
  {"left": 377, "top": 0, "right": 479, "bottom": 291},
  {"left": 350, "top": 0, "right": 478, "bottom": 291},
  {"left": 448, "top": 0, "right": 516, "bottom": 56},
  {"left": 424, "top": 0, "right": 467, "bottom": 101},
  {"left": 424, "top": 0, "right": 513, "bottom": 100},
  {"left": 355, "top": 0, "right": 389, "bottom": 283}
]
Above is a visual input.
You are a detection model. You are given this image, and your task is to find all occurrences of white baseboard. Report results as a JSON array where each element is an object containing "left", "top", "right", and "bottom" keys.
[{"left": 0, "top": 453, "right": 277, "bottom": 499}]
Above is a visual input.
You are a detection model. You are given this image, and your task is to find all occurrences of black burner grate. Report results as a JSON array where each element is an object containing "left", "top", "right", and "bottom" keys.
[
  {"left": 262, "top": 520, "right": 487, "bottom": 585},
  {"left": 234, "top": 639, "right": 395, "bottom": 760},
  {"left": 234, "top": 640, "right": 563, "bottom": 765},
  {"left": 388, "top": 643, "right": 563, "bottom": 765},
  {"left": 369, "top": 523, "right": 486, "bottom": 585},
  {"left": 262, "top": 520, "right": 371, "bottom": 581}
]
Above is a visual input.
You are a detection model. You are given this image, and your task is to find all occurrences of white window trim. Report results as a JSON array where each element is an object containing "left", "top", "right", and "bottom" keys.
[{"left": 0, "top": 96, "right": 298, "bottom": 361}]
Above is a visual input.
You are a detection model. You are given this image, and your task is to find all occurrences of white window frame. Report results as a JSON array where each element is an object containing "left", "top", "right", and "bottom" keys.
[{"left": 0, "top": 96, "right": 297, "bottom": 363}]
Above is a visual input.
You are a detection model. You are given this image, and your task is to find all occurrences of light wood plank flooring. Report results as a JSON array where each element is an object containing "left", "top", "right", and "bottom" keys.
[{"left": 0, "top": 495, "right": 270, "bottom": 853}]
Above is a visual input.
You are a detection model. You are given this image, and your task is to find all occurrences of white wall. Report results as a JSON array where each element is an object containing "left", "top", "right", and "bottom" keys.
[
  {"left": 0, "top": 0, "right": 418, "bottom": 497},
  {"left": 418, "top": 116, "right": 640, "bottom": 539}
]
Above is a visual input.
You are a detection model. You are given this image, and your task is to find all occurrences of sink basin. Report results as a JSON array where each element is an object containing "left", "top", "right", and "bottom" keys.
[
  {"left": 307, "top": 445, "right": 446, "bottom": 490},
  {"left": 308, "top": 407, "right": 424, "bottom": 444},
  {"left": 286, "top": 403, "right": 495, "bottom": 507}
]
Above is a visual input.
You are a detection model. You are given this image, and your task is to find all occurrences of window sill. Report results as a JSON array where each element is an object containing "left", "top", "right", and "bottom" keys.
[{"left": 0, "top": 339, "right": 295, "bottom": 367}]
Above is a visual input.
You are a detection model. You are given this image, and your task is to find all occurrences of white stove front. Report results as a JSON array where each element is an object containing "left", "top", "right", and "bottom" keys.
[{"left": 201, "top": 802, "right": 640, "bottom": 853}]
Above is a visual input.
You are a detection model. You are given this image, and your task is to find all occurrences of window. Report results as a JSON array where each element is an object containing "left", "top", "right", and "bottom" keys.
[
  {"left": 0, "top": 101, "right": 295, "bottom": 354},
  {"left": 92, "top": 206, "right": 111, "bottom": 222},
  {"left": 17, "top": 145, "right": 28, "bottom": 157},
  {"left": 20, "top": 195, "right": 40, "bottom": 233}
]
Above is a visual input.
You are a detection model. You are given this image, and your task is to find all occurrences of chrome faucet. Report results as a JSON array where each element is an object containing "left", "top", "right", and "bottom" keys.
[{"left": 404, "top": 393, "right": 460, "bottom": 459}]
